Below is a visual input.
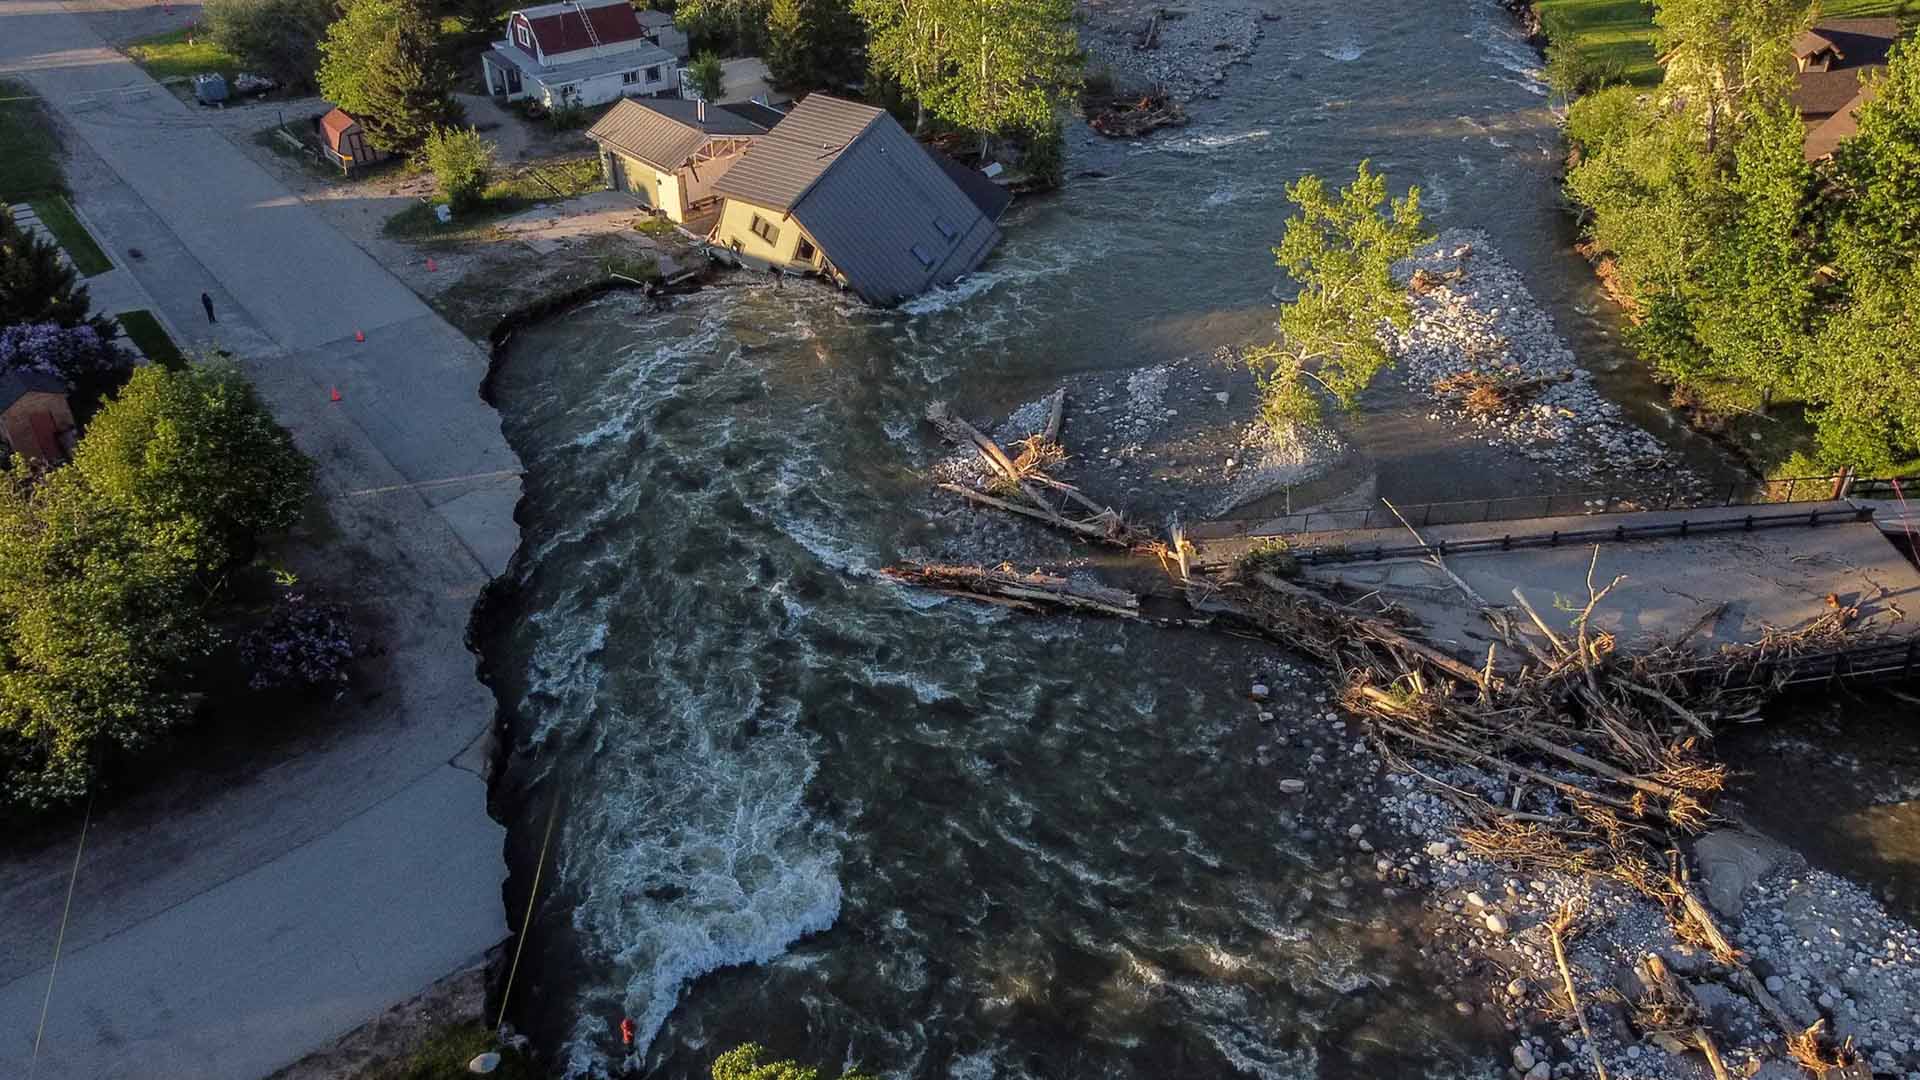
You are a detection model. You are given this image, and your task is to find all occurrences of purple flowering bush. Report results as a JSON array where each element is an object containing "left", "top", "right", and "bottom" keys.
[
  {"left": 0, "top": 322, "right": 130, "bottom": 385},
  {"left": 242, "top": 593, "right": 355, "bottom": 691}
]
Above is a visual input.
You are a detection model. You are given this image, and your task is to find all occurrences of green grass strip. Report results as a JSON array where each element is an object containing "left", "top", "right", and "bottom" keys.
[
  {"left": 0, "top": 78, "right": 65, "bottom": 201},
  {"left": 29, "top": 196, "right": 112, "bottom": 276},
  {"left": 114, "top": 310, "right": 186, "bottom": 371},
  {"left": 123, "top": 27, "right": 241, "bottom": 82}
]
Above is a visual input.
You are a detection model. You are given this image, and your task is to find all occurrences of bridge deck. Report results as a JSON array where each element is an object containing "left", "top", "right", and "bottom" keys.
[{"left": 1198, "top": 501, "right": 1920, "bottom": 669}]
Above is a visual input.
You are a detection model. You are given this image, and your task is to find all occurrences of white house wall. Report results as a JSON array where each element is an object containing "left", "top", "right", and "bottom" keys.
[{"left": 537, "top": 63, "right": 679, "bottom": 108}]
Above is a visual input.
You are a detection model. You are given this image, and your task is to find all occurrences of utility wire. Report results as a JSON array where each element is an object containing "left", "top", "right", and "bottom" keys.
[
  {"left": 30, "top": 794, "right": 93, "bottom": 1080},
  {"left": 496, "top": 784, "right": 563, "bottom": 1032}
]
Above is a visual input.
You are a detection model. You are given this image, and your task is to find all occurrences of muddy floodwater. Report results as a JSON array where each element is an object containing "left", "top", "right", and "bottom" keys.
[{"left": 478, "top": 2, "right": 1751, "bottom": 1076}]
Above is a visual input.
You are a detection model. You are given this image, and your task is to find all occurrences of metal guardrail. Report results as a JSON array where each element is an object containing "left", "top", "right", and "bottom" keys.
[
  {"left": 1675, "top": 636, "right": 1920, "bottom": 691},
  {"left": 1288, "top": 505, "right": 1877, "bottom": 567},
  {"left": 1240, "top": 475, "right": 1918, "bottom": 537}
]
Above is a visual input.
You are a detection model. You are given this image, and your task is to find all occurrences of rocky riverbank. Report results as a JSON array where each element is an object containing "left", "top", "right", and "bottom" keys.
[
  {"left": 1385, "top": 230, "right": 1699, "bottom": 492},
  {"left": 1077, "top": 0, "right": 1267, "bottom": 101}
]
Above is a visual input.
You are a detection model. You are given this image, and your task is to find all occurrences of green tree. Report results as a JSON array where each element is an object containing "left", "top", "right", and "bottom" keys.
[
  {"left": 766, "top": 0, "right": 862, "bottom": 91},
  {"left": 1653, "top": 0, "right": 1808, "bottom": 152},
  {"left": 932, "top": 0, "right": 1080, "bottom": 156},
  {"left": 852, "top": 0, "right": 951, "bottom": 131},
  {"left": 72, "top": 363, "right": 313, "bottom": 575},
  {"left": 686, "top": 50, "right": 727, "bottom": 101},
  {"left": 317, "top": 0, "right": 402, "bottom": 117},
  {"left": 676, "top": 0, "right": 771, "bottom": 52},
  {"left": 711, "top": 1044, "right": 876, "bottom": 1080},
  {"left": 203, "top": 0, "right": 338, "bottom": 89},
  {"left": 1241, "top": 162, "right": 1428, "bottom": 428},
  {"left": 1827, "top": 39, "right": 1920, "bottom": 281},
  {"left": 1805, "top": 261, "right": 1920, "bottom": 469},
  {"left": 0, "top": 469, "right": 210, "bottom": 812},
  {"left": 1690, "top": 99, "right": 1815, "bottom": 408},
  {"left": 359, "top": 7, "right": 462, "bottom": 155},
  {"left": 0, "top": 213, "right": 113, "bottom": 338},
  {"left": 423, "top": 126, "right": 497, "bottom": 211}
]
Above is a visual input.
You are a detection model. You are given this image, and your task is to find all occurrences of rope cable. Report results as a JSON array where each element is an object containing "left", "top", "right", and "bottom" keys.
[
  {"left": 29, "top": 793, "right": 93, "bottom": 1080},
  {"left": 496, "top": 784, "right": 563, "bottom": 1032}
]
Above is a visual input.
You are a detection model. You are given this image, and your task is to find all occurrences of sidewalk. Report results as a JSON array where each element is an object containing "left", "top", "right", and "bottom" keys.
[{"left": 0, "top": 3, "right": 521, "bottom": 1077}]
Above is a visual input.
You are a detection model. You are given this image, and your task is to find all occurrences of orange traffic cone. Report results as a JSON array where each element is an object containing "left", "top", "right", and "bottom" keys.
[
  {"left": 353, "top": 329, "right": 365, "bottom": 343},
  {"left": 330, "top": 387, "right": 342, "bottom": 402}
]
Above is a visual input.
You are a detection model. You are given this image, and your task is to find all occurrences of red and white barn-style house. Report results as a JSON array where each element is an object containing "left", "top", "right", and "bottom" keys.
[{"left": 482, "top": 0, "right": 681, "bottom": 109}]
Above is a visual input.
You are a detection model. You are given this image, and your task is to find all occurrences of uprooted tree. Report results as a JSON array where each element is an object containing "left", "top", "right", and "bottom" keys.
[{"left": 1241, "top": 161, "right": 1429, "bottom": 430}]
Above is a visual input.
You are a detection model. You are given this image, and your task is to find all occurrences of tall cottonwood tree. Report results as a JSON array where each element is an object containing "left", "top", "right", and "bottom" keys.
[
  {"left": 1242, "top": 162, "right": 1428, "bottom": 428},
  {"left": 765, "top": 0, "right": 863, "bottom": 90},
  {"left": 317, "top": 0, "right": 402, "bottom": 118},
  {"left": 855, "top": 0, "right": 1080, "bottom": 146},
  {"left": 1653, "top": 0, "right": 1809, "bottom": 152}
]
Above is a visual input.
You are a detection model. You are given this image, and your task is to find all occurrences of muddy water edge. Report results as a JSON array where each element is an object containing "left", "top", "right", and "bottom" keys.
[{"left": 476, "top": 2, "right": 1773, "bottom": 1077}]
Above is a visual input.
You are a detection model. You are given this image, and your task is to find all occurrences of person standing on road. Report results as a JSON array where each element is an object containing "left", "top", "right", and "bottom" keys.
[{"left": 201, "top": 291, "right": 216, "bottom": 323}]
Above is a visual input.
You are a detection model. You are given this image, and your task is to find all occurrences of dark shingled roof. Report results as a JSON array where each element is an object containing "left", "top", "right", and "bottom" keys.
[
  {"left": 0, "top": 369, "right": 67, "bottom": 412},
  {"left": 717, "top": 101, "right": 787, "bottom": 130},
  {"left": 1804, "top": 83, "right": 1877, "bottom": 161},
  {"left": 586, "top": 98, "right": 769, "bottom": 170},
  {"left": 712, "top": 94, "right": 1004, "bottom": 306},
  {"left": 929, "top": 148, "right": 1013, "bottom": 222},
  {"left": 1791, "top": 18, "right": 1901, "bottom": 119}
]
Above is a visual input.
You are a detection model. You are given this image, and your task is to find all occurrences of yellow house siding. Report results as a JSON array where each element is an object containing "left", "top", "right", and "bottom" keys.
[
  {"left": 712, "top": 199, "right": 822, "bottom": 272},
  {"left": 614, "top": 151, "right": 665, "bottom": 209}
]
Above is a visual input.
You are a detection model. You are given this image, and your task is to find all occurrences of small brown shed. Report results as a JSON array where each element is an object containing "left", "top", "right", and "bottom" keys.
[
  {"left": 317, "top": 107, "right": 391, "bottom": 174},
  {"left": 0, "top": 370, "right": 76, "bottom": 467}
]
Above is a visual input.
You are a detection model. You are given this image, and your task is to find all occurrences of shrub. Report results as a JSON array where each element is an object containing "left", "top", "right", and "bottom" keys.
[
  {"left": 242, "top": 593, "right": 354, "bottom": 691},
  {"left": 424, "top": 126, "right": 496, "bottom": 211},
  {"left": 1018, "top": 117, "right": 1066, "bottom": 189},
  {"left": 0, "top": 212, "right": 114, "bottom": 337},
  {"left": 686, "top": 50, "right": 725, "bottom": 101}
]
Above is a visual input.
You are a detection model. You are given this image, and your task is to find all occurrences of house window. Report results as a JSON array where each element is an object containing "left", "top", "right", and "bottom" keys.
[
  {"left": 795, "top": 237, "right": 817, "bottom": 262},
  {"left": 750, "top": 214, "right": 780, "bottom": 246},
  {"left": 934, "top": 217, "right": 958, "bottom": 240},
  {"left": 645, "top": 65, "right": 662, "bottom": 83},
  {"left": 516, "top": 23, "right": 530, "bottom": 47},
  {"left": 622, "top": 70, "right": 640, "bottom": 84},
  {"left": 910, "top": 242, "right": 936, "bottom": 268}
]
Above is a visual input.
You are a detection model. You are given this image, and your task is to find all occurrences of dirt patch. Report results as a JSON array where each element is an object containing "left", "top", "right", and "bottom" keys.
[{"left": 266, "top": 964, "right": 489, "bottom": 1080}]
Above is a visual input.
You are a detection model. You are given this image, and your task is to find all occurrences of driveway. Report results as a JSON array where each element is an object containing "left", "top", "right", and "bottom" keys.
[{"left": 0, "top": 3, "right": 521, "bottom": 1078}]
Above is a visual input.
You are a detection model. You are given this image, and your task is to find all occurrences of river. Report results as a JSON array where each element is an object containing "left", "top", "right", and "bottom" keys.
[{"left": 479, "top": 3, "right": 1738, "bottom": 1076}]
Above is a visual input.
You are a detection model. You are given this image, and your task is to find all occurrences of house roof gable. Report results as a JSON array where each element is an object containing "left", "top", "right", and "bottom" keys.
[
  {"left": 319, "top": 107, "right": 358, "bottom": 150},
  {"left": 516, "top": 0, "right": 648, "bottom": 56},
  {"left": 710, "top": 94, "right": 885, "bottom": 211},
  {"left": 586, "top": 98, "right": 768, "bottom": 170},
  {"left": 0, "top": 370, "right": 67, "bottom": 413}
]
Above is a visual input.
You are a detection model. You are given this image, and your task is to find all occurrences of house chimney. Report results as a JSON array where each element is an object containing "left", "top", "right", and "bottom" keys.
[{"left": 697, "top": 98, "right": 706, "bottom": 122}]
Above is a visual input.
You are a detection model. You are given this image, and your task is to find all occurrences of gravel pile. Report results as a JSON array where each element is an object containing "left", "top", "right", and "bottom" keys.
[
  {"left": 1381, "top": 230, "right": 1686, "bottom": 489},
  {"left": 1080, "top": 3, "right": 1266, "bottom": 101}
]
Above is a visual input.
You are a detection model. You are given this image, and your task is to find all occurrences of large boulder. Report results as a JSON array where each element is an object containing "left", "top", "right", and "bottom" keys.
[{"left": 1692, "top": 829, "right": 1791, "bottom": 919}]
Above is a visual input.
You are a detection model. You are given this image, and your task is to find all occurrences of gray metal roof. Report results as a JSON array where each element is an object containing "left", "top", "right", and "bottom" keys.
[
  {"left": 0, "top": 369, "right": 66, "bottom": 412},
  {"left": 711, "top": 94, "right": 884, "bottom": 211},
  {"left": 585, "top": 98, "right": 767, "bottom": 170}
]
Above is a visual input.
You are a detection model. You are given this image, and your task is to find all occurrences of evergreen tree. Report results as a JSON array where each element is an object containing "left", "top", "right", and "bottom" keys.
[
  {"left": 0, "top": 213, "right": 113, "bottom": 338},
  {"left": 358, "top": 7, "right": 462, "bottom": 155},
  {"left": 765, "top": 0, "right": 862, "bottom": 91},
  {"left": 318, "top": 0, "right": 403, "bottom": 117}
]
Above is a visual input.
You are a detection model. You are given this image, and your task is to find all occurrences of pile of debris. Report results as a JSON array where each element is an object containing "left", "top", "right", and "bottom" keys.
[
  {"left": 1088, "top": 88, "right": 1190, "bottom": 138},
  {"left": 891, "top": 397, "right": 1890, "bottom": 1078}
]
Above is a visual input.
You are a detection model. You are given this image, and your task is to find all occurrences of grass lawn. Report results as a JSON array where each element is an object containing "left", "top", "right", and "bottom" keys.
[
  {"left": 365, "top": 1022, "right": 537, "bottom": 1080},
  {"left": 29, "top": 195, "right": 112, "bottom": 275},
  {"left": 1535, "top": 0, "right": 1664, "bottom": 86},
  {"left": 124, "top": 26, "right": 241, "bottom": 82},
  {"left": 0, "top": 79, "right": 65, "bottom": 201},
  {"left": 384, "top": 156, "right": 605, "bottom": 240},
  {"left": 1536, "top": 0, "right": 1920, "bottom": 89},
  {"left": 115, "top": 309, "right": 186, "bottom": 370}
]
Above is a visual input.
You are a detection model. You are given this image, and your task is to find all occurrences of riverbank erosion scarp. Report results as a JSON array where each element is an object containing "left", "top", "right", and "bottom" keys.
[{"left": 0, "top": 3, "right": 519, "bottom": 1076}]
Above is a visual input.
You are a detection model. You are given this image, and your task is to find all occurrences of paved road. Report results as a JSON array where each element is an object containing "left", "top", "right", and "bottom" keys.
[{"left": 0, "top": 4, "right": 522, "bottom": 1078}]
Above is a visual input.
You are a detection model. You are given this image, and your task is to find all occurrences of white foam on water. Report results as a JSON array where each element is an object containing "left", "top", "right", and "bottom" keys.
[
  {"left": 1320, "top": 41, "right": 1368, "bottom": 62},
  {"left": 1132, "top": 129, "right": 1273, "bottom": 157}
]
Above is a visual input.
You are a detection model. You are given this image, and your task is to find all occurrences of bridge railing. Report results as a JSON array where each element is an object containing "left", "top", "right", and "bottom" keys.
[
  {"left": 1245, "top": 475, "right": 1913, "bottom": 536},
  {"left": 1288, "top": 505, "right": 1876, "bottom": 567}
]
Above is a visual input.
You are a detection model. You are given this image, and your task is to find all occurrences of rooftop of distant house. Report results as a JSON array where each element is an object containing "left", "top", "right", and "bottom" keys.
[{"left": 1791, "top": 17, "right": 1904, "bottom": 161}]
